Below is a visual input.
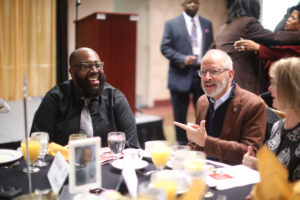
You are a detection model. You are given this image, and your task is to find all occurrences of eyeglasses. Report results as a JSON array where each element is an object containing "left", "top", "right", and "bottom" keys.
[
  {"left": 197, "top": 68, "right": 229, "bottom": 77},
  {"left": 73, "top": 61, "right": 104, "bottom": 71}
]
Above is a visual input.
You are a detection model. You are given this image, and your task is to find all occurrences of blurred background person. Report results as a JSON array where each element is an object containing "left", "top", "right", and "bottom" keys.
[
  {"left": 211, "top": 0, "right": 300, "bottom": 95},
  {"left": 243, "top": 57, "right": 300, "bottom": 181},
  {"left": 234, "top": 4, "right": 300, "bottom": 84},
  {"left": 275, "top": 2, "right": 300, "bottom": 31},
  {"left": 161, "top": 0, "right": 213, "bottom": 144}
]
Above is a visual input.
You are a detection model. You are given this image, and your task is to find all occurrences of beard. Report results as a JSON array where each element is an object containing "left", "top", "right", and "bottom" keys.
[
  {"left": 202, "top": 77, "right": 228, "bottom": 98},
  {"left": 74, "top": 71, "right": 105, "bottom": 97}
]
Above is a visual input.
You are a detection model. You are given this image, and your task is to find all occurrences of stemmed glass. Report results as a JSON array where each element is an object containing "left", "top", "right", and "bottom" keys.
[
  {"left": 31, "top": 132, "right": 49, "bottom": 167},
  {"left": 107, "top": 132, "right": 125, "bottom": 158},
  {"left": 150, "top": 141, "right": 172, "bottom": 170},
  {"left": 21, "top": 137, "right": 41, "bottom": 173}
]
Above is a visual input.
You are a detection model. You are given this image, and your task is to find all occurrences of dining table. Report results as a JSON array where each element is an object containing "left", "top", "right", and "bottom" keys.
[{"left": 0, "top": 153, "right": 253, "bottom": 200}]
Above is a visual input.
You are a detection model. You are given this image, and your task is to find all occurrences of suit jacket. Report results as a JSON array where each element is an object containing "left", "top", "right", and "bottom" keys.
[
  {"left": 161, "top": 14, "right": 213, "bottom": 92},
  {"left": 212, "top": 16, "right": 300, "bottom": 95},
  {"left": 188, "top": 84, "right": 266, "bottom": 165}
]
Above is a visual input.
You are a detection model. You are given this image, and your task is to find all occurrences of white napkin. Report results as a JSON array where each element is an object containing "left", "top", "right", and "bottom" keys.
[
  {"left": 0, "top": 99, "right": 11, "bottom": 113},
  {"left": 122, "top": 164, "right": 138, "bottom": 198}
]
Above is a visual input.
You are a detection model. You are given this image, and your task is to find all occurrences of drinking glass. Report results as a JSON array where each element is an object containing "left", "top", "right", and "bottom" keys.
[
  {"left": 21, "top": 137, "right": 41, "bottom": 173},
  {"left": 183, "top": 151, "right": 207, "bottom": 199},
  {"left": 31, "top": 132, "right": 49, "bottom": 167},
  {"left": 169, "top": 144, "right": 190, "bottom": 171},
  {"left": 138, "top": 182, "right": 167, "bottom": 200},
  {"left": 107, "top": 132, "right": 125, "bottom": 158},
  {"left": 150, "top": 170, "right": 178, "bottom": 200},
  {"left": 150, "top": 141, "right": 171, "bottom": 170}
]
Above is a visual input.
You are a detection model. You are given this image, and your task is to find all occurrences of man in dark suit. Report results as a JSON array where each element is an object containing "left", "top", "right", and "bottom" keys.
[{"left": 161, "top": 0, "right": 213, "bottom": 144}]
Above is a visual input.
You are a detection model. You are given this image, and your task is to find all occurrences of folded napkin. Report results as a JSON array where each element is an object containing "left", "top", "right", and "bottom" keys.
[{"left": 47, "top": 142, "right": 69, "bottom": 161}]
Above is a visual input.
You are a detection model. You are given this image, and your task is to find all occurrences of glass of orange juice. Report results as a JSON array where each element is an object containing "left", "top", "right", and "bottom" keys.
[
  {"left": 21, "top": 137, "right": 41, "bottom": 173},
  {"left": 150, "top": 141, "right": 171, "bottom": 170},
  {"left": 183, "top": 151, "right": 207, "bottom": 198},
  {"left": 150, "top": 170, "right": 180, "bottom": 200}
]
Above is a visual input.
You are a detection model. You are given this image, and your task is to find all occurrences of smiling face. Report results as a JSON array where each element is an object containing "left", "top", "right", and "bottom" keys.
[
  {"left": 181, "top": 0, "right": 200, "bottom": 17},
  {"left": 284, "top": 10, "right": 300, "bottom": 31},
  {"left": 201, "top": 52, "right": 234, "bottom": 100},
  {"left": 69, "top": 48, "right": 105, "bottom": 97}
]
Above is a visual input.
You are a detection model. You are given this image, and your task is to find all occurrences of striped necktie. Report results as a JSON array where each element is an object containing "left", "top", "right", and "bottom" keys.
[
  {"left": 191, "top": 18, "right": 198, "bottom": 48},
  {"left": 79, "top": 98, "right": 93, "bottom": 137}
]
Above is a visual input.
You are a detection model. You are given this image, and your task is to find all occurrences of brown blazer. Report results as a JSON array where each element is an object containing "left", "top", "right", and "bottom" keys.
[
  {"left": 188, "top": 84, "right": 266, "bottom": 165},
  {"left": 212, "top": 16, "right": 300, "bottom": 95}
]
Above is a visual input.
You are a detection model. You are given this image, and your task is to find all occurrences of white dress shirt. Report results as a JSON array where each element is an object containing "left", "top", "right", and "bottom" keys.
[{"left": 182, "top": 12, "right": 203, "bottom": 60}]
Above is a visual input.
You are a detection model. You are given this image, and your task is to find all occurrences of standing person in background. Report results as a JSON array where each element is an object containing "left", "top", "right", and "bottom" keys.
[
  {"left": 234, "top": 4, "right": 300, "bottom": 83},
  {"left": 161, "top": 0, "right": 213, "bottom": 145},
  {"left": 275, "top": 2, "right": 300, "bottom": 32},
  {"left": 211, "top": 0, "right": 300, "bottom": 95}
]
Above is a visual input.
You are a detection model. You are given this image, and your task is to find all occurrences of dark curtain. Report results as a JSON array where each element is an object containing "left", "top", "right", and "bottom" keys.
[{"left": 56, "top": 0, "right": 69, "bottom": 83}]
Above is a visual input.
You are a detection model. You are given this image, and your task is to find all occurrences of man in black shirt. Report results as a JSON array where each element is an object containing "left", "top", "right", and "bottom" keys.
[{"left": 31, "top": 47, "right": 140, "bottom": 148}]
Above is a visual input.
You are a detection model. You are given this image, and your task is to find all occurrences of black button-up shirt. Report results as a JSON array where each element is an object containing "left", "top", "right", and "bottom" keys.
[{"left": 31, "top": 80, "right": 140, "bottom": 148}]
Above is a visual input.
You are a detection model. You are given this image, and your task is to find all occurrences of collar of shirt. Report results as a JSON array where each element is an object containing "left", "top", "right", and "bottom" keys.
[
  {"left": 182, "top": 12, "right": 201, "bottom": 36},
  {"left": 209, "top": 81, "right": 236, "bottom": 110},
  {"left": 182, "top": 12, "right": 202, "bottom": 58}
]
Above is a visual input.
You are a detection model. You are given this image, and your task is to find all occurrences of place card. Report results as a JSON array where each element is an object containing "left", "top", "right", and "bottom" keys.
[{"left": 47, "top": 151, "right": 70, "bottom": 194}]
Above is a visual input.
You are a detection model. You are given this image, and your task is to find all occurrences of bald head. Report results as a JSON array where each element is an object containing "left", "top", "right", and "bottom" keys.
[
  {"left": 69, "top": 47, "right": 100, "bottom": 67},
  {"left": 201, "top": 49, "right": 233, "bottom": 70},
  {"left": 68, "top": 47, "right": 105, "bottom": 97}
]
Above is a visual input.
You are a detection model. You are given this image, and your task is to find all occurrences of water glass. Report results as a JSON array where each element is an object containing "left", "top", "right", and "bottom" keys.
[
  {"left": 169, "top": 144, "right": 190, "bottom": 171},
  {"left": 31, "top": 132, "right": 49, "bottom": 167},
  {"left": 21, "top": 137, "right": 41, "bottom": 173},
  {"left": 107, "top": 132, "right": 125, "bottom": 158}
]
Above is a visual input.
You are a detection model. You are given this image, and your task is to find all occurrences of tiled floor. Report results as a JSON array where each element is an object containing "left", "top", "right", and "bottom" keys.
[{"left": 140, "top": 101, "right": 196, "bottom": 144}]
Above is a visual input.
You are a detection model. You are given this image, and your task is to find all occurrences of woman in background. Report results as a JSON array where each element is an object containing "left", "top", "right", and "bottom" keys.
[
  {"left": 243, "top": 57, "right": 300, "bottom": 182},
  {"left": 211, "top": 0, "right": 300, "bottom": 95},
  {"left": 234, "top": 4, "right": 300, "bottom": 83}
]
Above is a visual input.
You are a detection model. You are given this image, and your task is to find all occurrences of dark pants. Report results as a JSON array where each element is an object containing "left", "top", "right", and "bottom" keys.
[{"left": 170, "top": 83, "right": 203, "bottom": 144}]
